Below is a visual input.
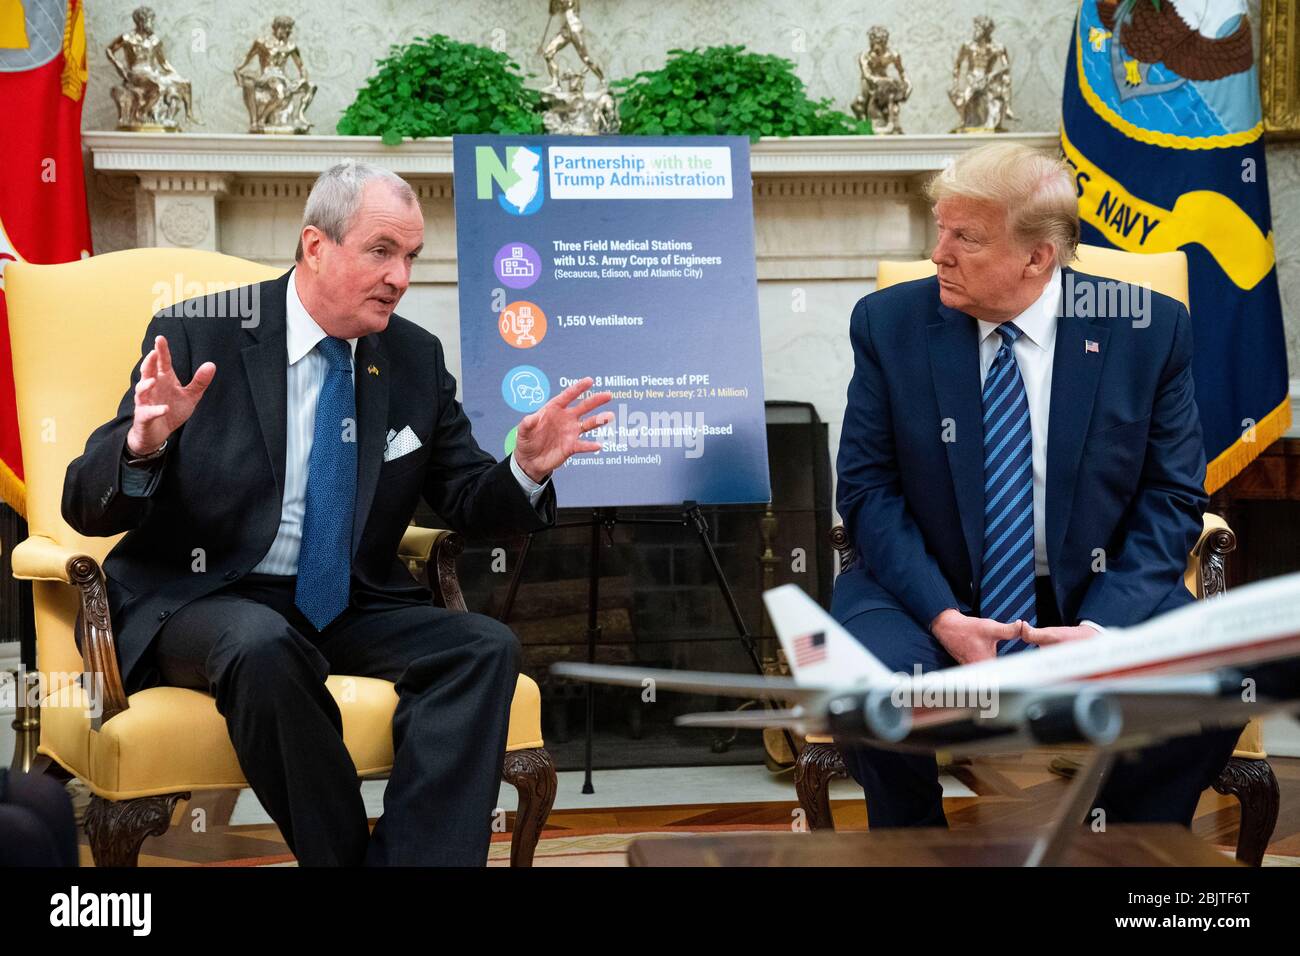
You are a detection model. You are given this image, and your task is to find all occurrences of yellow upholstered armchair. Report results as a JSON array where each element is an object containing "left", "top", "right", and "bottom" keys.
[
  {"left": 793, "top": 246, "right": 1279, "bottom": 865},
  {"left": 6, "top": 249, "right": 556, "bottom": 867}
]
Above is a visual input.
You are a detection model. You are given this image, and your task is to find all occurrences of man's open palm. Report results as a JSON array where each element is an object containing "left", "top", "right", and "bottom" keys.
[
  {"left": 126, "top": 335, "right": 215, "bottom": 456},
  {"left": 513, "top": 376, "right": 613, "bottom": 482}
]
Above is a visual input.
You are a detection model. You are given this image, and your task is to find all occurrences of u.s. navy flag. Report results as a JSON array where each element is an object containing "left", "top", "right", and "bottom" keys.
[
  {"left": 0, "top": 0, "right": 93, "bottom": 516},
  {"left": 1061, "top": 0, "right": 1290, "bottom": 493}
]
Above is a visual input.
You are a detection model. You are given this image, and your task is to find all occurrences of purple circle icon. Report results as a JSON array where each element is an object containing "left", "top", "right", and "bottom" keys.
[{"left": 494, "top": 242, "right": 541, "bottom": 290}]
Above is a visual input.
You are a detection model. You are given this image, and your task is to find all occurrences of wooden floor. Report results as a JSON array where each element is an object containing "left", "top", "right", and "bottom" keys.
[{"left": 69, "top": 751, "right": 1300, "bottom": 866}]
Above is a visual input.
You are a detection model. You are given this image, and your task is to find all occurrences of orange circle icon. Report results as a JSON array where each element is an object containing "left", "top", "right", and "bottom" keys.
[{"left": 498, "top": 301, "right": 547, "bottom": 349}]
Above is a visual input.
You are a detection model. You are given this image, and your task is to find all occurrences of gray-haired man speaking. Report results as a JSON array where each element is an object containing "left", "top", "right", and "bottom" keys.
[{"left": 63, "top": 161, "right": 612, "bottom": 865}]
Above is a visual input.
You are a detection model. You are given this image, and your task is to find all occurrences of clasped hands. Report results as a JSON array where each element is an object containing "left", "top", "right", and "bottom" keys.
[{"left": 929, "top": 608, "right": 1099, "bottom": 665}]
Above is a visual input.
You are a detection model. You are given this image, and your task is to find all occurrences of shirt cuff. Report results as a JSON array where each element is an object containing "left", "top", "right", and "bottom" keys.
[
  {"left": 510, "top": 454, "right": 550, "bottom": 508},
  {"left": 1080, "top": 620, "right": 1105, "bottom": 633},
  {"left": 119, "top": 449, "right": 166, "bottom": 498}
]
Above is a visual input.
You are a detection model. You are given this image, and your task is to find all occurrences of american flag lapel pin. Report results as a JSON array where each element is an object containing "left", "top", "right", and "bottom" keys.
[{"left": 1085, "top": 339, "right": 1100, "bottom": 354}]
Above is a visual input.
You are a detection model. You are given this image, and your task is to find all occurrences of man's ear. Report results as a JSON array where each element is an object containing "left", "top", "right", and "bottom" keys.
[
  {"left": 299, "top": 226, "right": 324, "bottom": 273},
  {"left": 1023, "top": 241, "right": 1055, "bottom": 279}
]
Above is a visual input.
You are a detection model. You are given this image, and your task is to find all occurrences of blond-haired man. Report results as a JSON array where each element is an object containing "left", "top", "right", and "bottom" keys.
[{"left": 832, "top": 142, "right": 1241, "bottom": 828}]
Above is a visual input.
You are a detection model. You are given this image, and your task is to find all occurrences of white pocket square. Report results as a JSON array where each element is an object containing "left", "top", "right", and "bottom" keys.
[{"left": 384, "top": 425, "right": 422, "bottom": 463}]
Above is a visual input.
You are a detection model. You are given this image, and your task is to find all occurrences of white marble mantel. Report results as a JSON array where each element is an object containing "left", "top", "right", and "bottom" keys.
[
  {"left": 85, "top": 130, "right": 1059, "bottom": 281},
  {"left": 85, "top": 130, "right": 1058, "bottom": 176}
]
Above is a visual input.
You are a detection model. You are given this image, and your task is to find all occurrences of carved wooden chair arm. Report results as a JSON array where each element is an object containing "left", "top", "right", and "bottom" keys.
[
  {"left": 1189, "top": 513, "right": 1236, "bottom": 600},
  {"left": 398, "top": 525, "right": 467, "bottom": 612},
  {"left": 829, "top": 524, "right": 856, "bottom": 575},
  {"left": 10, "top": 535, "right": 129, "bottom": 727}
]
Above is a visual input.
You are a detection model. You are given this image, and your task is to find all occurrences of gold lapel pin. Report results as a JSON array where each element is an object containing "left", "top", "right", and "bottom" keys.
[{"left": 368, "top": 364, "right": 380, "bottom": 376}]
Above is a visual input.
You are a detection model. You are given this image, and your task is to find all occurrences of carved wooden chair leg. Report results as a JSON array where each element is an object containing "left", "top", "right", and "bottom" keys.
[
  {"left": 84, "top": 792, "right": 188, "bottom": 867},
  {"left": 795, "top": 742, "right": 848, "bottom": 831},
  {"left": 502, "top": 748, "right": 557, "bottom": 868},
  {"left": 1213, "top": 756, "right": 1280, "bottom": 867}
]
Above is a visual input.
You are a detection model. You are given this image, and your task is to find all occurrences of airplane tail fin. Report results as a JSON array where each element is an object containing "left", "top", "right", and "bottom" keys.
[{"left": 763, "top": 584, "right": 896, "bottom": 687}]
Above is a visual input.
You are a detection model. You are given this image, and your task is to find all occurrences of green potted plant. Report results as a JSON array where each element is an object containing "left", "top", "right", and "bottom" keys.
[
  {"left": 338, "top": 34, "right": 543, "bottom": 143},
  {"left": 614, "top": 45, "right": 872, "bottom": 140}
]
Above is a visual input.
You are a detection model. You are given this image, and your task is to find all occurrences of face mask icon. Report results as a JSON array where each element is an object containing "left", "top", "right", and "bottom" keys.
[
  {"left": 509, "top": 370, "right": 546, "bottom": 408},
  {"left": 500, "top": 305, "right": 537, "bottom": 347}
]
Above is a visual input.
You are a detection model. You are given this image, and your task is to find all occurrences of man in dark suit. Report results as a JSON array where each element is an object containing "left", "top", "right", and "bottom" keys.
[
  {"left": 63, "top": 161, "right": 612, "bottom": 865},
  {"left": 832, "top": 142, "right": 1242, "bottom": 829}
]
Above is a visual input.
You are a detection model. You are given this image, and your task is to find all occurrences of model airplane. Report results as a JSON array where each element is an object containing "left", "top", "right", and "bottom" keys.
[{"left": 552, "top": 571, "right": 1300, "bottom": 755}]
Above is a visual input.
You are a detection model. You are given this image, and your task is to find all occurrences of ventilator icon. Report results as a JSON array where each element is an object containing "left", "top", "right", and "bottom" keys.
[
  {"left": 500, "top": 303, "right": 538, "bottom": 347},
  {"left": 497, "top": 300, "right": 547, "bottom": 349}
]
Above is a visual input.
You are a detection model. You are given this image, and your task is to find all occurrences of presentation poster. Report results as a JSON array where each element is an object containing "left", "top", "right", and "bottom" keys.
[{"left": 453, "top": 134, "right": 770, "bottom": 507}]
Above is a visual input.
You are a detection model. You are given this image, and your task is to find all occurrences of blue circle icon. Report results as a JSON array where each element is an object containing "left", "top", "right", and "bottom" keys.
[{"left": 502, "top": 366, "right": 550, "bottom": 413}]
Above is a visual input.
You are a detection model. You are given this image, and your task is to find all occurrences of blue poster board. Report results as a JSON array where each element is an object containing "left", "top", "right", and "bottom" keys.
[{"left": 453, "top": 134, "right": 770, "bottom": 507}]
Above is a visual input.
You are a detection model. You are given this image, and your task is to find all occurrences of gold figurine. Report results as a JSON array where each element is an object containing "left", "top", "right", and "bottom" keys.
[
  {"left": 537, "top": 0, "right": 617, "bottom": 135},
  {"left": 851, "top": 26, "right": 911, "bottom": 135},
  {"left": 234, "top": 16, "right": 317, "bottom": 134},
  {"left": 540, "top": 0, "right": 605, "bottom": 91},
  {"left": 948, "top": 15, "right": 1017, "bottom": 133},
  {"left": 106, "top": 5, "right": 198, "bottom": 131}
]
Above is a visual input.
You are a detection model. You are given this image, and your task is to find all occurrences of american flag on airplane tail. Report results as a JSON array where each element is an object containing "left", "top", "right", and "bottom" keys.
[{"left": 792, "top": 631, "right": 827, "bottom": 667}]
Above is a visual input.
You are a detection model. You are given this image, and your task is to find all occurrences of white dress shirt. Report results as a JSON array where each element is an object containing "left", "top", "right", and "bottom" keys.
[{"left": 252, "top": 268, "right": 547, "bottom": 575}]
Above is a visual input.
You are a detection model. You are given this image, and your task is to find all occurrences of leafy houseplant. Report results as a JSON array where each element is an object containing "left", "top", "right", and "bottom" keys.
[
  {"left": 614, "top": 45, "right": 872, "bottom": 140},
  {"left": 338, "top": 34, "right": 543, "bottom": 144}
]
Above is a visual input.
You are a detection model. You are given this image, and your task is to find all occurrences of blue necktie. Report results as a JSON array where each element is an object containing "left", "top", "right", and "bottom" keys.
[
  {"left": 295, "top": 337, "right": 357, "bottom": 631},
  {"left": 980, "top": 322, "right": 1036, "bottom": 655}
]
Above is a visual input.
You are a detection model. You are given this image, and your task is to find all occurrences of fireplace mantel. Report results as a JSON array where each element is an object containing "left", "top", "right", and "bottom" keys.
[
  {"left": 85, "top": 130, "right": 1058, "bottom": 176},
  {"left": 84, "top": 130, "right": 1059, "bottom": 282}
]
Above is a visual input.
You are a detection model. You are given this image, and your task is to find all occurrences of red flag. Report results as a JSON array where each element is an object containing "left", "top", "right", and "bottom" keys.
[{"left": 0, "top": 0, "right": 93, "bottom": 517}]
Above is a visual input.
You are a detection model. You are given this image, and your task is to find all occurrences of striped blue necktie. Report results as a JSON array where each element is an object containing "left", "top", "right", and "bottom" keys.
[
  {"left": 980, "top": 322, "right": 1035, "bottom": 655},
  {"left": 294, "top": 337, "right": 357, "bottom": 631}
]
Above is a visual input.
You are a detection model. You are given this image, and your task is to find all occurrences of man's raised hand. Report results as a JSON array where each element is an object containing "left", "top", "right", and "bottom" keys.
[
  {"left": 126, "top": 335, "right": 215, "bottom": 456},
  {"left": 513, "top": 376, "right": 614, "bottom": 483}
]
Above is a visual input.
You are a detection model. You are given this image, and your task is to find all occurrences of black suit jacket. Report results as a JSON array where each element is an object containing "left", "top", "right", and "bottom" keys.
[{"left": 63, "top": 269, "right": 555, "bottom": 692}]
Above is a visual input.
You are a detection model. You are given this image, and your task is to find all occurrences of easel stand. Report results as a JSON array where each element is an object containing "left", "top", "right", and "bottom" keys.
[{"left": 499, "top": 501, "right": 782, "bottom": 794}]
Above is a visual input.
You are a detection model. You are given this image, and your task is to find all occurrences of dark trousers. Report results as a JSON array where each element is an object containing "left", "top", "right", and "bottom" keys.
[
  {"left": 0, "top": 769, "right": 79, "bottom": 867},
  {"left": 149, "top": 573, "right": 519, "bottom": 866},
  {"left": 836, "top": 577, "right": 1243, "bottom": 829}
]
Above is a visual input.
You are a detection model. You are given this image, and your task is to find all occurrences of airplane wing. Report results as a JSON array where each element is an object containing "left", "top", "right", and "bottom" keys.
[
  {"left": 549, "top": 662, "right": 828, "bottom": 702},
  {"left": 675, "top": 707, "right": 811, "bottom": 730}
]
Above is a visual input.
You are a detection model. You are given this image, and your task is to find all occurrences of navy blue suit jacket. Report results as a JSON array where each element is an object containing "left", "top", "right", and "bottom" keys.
[{"left": 831, "top": 268, "right": 1208, "bottom": 634}]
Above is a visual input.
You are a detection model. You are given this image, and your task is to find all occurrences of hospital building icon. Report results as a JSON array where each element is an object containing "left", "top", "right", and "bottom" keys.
[{"left": 500, "top": 246, "right": 536, "bottom": 279}]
